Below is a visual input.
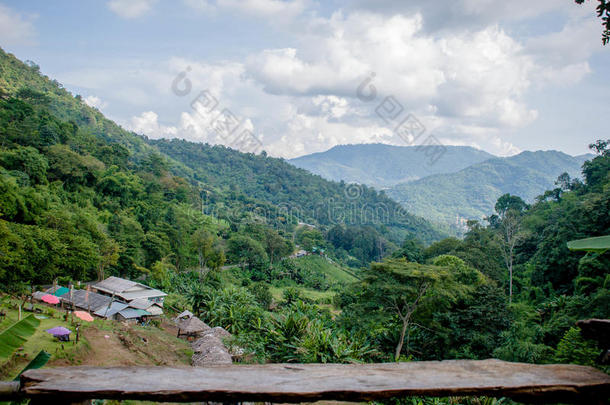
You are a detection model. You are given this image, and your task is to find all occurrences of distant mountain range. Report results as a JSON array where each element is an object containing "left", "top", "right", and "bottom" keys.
[
  {"left": 289, "top": 144, "right": 593, "bottom": 235},
  {"left": 289, "top": 144, "right": 494, "bottom": 188},
  {"left": 387, "top": 150, "right": 592, "bottom": 234}
]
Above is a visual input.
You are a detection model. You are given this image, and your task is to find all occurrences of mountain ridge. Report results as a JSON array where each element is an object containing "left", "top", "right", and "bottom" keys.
[
  {"left": 386, "top": 150, "right": 593, "bottom": 234},
  {"left": 289, "top": 143, "right": 495, "bottom": 188}
]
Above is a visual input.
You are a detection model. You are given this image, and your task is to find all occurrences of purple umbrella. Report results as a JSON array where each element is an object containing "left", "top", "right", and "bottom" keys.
[{"left": 45, "top": 326, "right": 71, "bottom": 336}]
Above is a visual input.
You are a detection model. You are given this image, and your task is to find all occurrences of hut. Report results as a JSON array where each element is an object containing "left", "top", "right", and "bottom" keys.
[
  {"left": 176, "top": 316, "right": 211, "bottom": 338},
  {"left": 191, "top": 334, "right": 232, "bottom": 366},
  {"left": 45, "top": 285, "right": 70, "bottom": 297},
  {"left": 175, "top": 310, "right": 194, "bottom": 321},
  {"left": 191, "top": 326, "right": 236, "bottom": 366}
]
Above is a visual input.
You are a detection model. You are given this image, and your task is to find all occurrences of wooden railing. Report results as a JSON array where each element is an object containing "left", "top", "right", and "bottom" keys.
[{"left": 1, "top": 359, "right": 609, "bottom": 404}]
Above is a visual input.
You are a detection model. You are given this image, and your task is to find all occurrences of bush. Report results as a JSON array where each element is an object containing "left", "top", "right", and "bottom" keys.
[
  {"left": 249, "top": 282, "right": 272, "bottom": 309},
  {"left": 555, "top": 327, "right": 599, "bottom": 366},
  {"left": 282, "top": 287, "right": 303, "bottom": 305}
]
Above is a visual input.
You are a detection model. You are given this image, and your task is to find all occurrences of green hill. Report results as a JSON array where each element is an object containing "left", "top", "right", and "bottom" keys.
[
  {"left": 289, "top": 143, "right": 494, "bottom": 187},
  {"left": 292, "top": 255, "right": 358, "bottom": 284},
  {"left": 387, "top": 150, "right": 592, "bottom": 234},
  {"left": 0, "top": 47, "right": 444, "bottom": 290},
  {"left": 151, "top": 139, "right": 443, "bottom": 244}
]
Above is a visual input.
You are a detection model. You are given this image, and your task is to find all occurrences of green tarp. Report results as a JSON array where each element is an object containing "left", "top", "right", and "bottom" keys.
[
  {"left": 52, "top": 287, "right": 69, "bottom": 297},
  {"left": 53, "top": 287, "right": 70, "bottom": 297}
]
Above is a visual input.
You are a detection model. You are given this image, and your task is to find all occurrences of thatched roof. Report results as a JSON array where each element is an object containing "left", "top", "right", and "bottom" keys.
[
  {"left": 203, "top": 326, "right": 232, "bottom": 341},
  {"left": 177, "top": 316, "right": 211, "bottom": 334},
  {"left": 175, "top": 310, "right": 193, "bottom": 321},
  {"left": 191, "top": 335, "right": 232, "bottom": 366}
]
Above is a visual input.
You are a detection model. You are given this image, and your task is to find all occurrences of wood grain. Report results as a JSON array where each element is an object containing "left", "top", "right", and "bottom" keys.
[{"left": 18, "top": 359, "right": 610, "bottom": 403}]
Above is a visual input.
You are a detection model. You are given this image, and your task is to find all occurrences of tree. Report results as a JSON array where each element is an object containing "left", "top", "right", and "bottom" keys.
[
  {"left": 497, "top": 210, "right": 526, "bottom": 303},
  {"left": 192, "top": 229, "right": 215, "bottom": 271},
  {"left": 344, "top": 259, "right": 462, "bottom": 360},
  {"left": 575, "top": 0, "right": 610, "bottom": 45},
  {"left": 495, "top": 193, "right": 528, "bottom": 217},
  {"left": 296, "top": 227, "right": 325, "bottom": 252},
  {"left": 265, "top": 230, "right": 293, "bottom": 264},
  {"left": 494, "top": 194, "right": 528, "bottom": 303},
  {"left": 393, "top": 237, "right": 424, "bottom": 263},
  {"left": 227, "top": 234, "right": 268, "bottom": 272},
  {"left": 96, "top": 237, "right": 120, "bottom": 281},
  {"left": 0, "top": 146, "right": 48, "bottom": 184}
]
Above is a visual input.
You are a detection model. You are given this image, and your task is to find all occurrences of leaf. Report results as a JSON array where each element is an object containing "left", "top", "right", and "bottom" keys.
[
  {"left": 12, "top": 350, "right": 51, "bottom": 381},
  {"left": 0, "top": 314, "right": 41, "bottom": 358}
]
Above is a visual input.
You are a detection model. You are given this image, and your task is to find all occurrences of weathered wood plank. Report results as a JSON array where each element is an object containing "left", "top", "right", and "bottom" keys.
[
  {"left": 0, "top": 381, "right": 21, "bottom": 401},
  {"left": 19, "top": 360, "right": 610, "bottom": 403}
]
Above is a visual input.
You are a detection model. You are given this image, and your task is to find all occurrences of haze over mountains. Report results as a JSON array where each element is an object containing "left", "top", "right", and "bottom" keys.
[
  {"left": 290, "top": 144, "right": 592, "bottom": 234},
  {"left": 289, "top": 144, "right": 494, "bottom": 188}
]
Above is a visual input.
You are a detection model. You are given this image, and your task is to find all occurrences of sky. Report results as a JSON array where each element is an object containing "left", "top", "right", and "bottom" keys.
[{"left": 0, "top": 0, "right": 608, "bottom": 158}]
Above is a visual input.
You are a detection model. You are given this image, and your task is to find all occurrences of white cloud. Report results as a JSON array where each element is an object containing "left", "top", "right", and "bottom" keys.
[
  {"left": 128, "top": 111, "right": 177, "bottom": 138},
  {"left": 54, "top": 3, "right": 604, "bottom": 159},
  {"left": 346, "top": 0, "right": 578, "bottom": 32},
  {"left": 0, "top": 4, "right": 36, "bottom": 46},
  {"left": 83, "top": 95, "right": 108, "bottom": 110},
  {"left": 247, "top": 12, "right": 539, "bottom": 130},
  {"left": 184, "top": 0, "right": 308, "bottom": 19},
  {"left": 107, "top": 0, "right": 156, "bottom": 19}
]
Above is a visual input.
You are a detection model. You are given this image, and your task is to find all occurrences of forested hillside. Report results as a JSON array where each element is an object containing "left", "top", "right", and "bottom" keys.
[
  {"left": 337, "top": 141, "right": 609, "bottom": 365},
  {"left": 289, "top": 143, "right": 494, "bottom": 187},
  {"left": 151, "top": 139, "right": 442, "bottom": 244},
  {"left": 387, "top": 150, "right": 591, "bottom": 234},
  {"left": 0, "top": 47, "right": 443, "bottom": 290},
  {"left": 1, "top": 45, "right": 608, "bottom": 391}
]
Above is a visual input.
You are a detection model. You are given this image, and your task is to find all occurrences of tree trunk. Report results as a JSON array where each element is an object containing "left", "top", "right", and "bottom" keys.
[
  {"left": 509, "top": 261, "right": 513, "bottom": 304},
  {"left": 395, "top": 317, "right": 409, "bottom": 361}
]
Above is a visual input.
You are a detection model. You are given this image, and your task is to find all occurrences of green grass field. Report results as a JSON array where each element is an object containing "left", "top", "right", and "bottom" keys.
[
  {"left": 293, "top": 255, "right": 359, "bottom": 284},
  {"left": 0, "top": 300, "right": 89, "bottom": 379},
  {"left": 269, "top": 286, "right": 335, "bottom": 303}
]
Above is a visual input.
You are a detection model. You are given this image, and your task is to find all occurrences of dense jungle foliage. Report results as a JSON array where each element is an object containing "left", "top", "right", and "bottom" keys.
[{"left": 0, "top": 47, "right": 608, "bottom": 396}]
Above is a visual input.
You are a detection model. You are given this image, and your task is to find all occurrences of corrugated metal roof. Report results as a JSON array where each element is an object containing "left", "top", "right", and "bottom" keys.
[
  {"left": 119, "top": 289, "right": 167, "bottom": 300},
  {"left": 118, "top": 308, "right": 150, "bottom": 319},
  {"left": 61, "top": 289, "right": 112, "bottom": 312},
  {"left": 32, "top": 291, "right": 47, "bottom": 300},
  {"left": 145, "top": 305, "right": 164, "bottom": 316},
  {"left": 94, "top": 277, "right": 166, "bottom": 301},
  {"left": 128, "top": 298, "right": 154, "bottom": 310},
  {"left": 93, "top": 302, "right": 129, "bottom": 318},
  {"left": 94, "top": 276, "right": 138, "bottom": 293}
]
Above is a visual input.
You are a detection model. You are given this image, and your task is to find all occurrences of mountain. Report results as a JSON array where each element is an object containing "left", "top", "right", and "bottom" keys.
[
  {"left": 289, "top": 143, "right": 494, "bottom": 187},
  {"left": 0, "top": 47, "right": 443, "bottom": 291},
  {"left": 150, "top": 139, "right": 443, "bottom": 244},
  {"left": 386, "top": 150, "right": 593, "bottom": 234}
]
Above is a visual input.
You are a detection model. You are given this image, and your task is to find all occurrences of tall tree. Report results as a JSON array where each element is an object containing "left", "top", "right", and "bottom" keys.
[
  {"left": 344, "top": 259, "right": 462, "bottom": 360},
  {"left": 498, "top": 209, "right": 526, "bottom": 303}
]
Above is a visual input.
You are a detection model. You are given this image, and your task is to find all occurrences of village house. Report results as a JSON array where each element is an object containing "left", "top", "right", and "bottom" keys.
[
  {"left": 93, "top": 276, "right": 167, "bottom": 306},
  {"left": 32, "top": 277, "right": 167, "bottom": 321}
]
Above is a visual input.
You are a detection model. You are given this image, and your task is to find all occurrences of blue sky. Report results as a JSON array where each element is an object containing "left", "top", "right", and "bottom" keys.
[{"left": 0, "top": 0, "right": 608, "bottom": 158}]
